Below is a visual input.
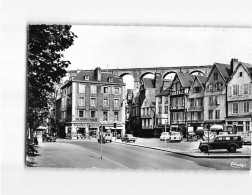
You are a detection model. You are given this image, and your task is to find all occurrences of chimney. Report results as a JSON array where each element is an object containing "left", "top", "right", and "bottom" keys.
[
  {"left": 230, "top": 58, "right": 239, "bottom": 72},
  {"left": 95, "top": 67, "right": 101, "bottom": 81}
]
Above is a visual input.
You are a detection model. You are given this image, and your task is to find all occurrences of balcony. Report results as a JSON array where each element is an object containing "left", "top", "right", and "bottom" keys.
[
  {"left": 188, "top": 106, "right": 204, "bottom": 111},
  {"left": 171, "top": 120, "right": 185, "bottom": 124},
  {"left": 170, "top": 105, "right": 185, "bottom": 110},
  {"left": 170, "top": 89, "right": 185, "bottom": 96},
  {"left": 187, "top": 119, "right": 204, "bottom": 123},
  {"left": 141, "top": 114, "right": 152, "bottom": 118},
  {"left": 142, "top": 126, "right": 153, "bottom": 129}
]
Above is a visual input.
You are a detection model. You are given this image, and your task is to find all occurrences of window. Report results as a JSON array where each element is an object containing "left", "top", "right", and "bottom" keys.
[
  {"left": 244, "top": 84, "right": 249, "bottom": 94},
  {"left": 190, "top": 98, "right": 195, "bottom": 107},
  {"left": 158, "top": 106, "right": 162, "bottom": 114},
  {"left": 244, "top": 101, "right": 250, "bottom": 113},
  {"left": 114, "top": 99, "right": 119, "bottom": 107},
  {"left": 78, "top": 83, "right": 85, "bottom": 93},
  {"left": 233, "top": 103, "right": 238, "bottom": 113},
  {"left": 165, "top": 106, "right": 168, "bottom": 114},
  {"left": 108, "top": 77, "right": 113, "bottom": 82},
  {"left": 159, "top": 97, "right": 162, "bottom": 104},
  {"left": 91, "top": 111, "right": 96, "bottom": 118},
  {"left": 103, "top": 86, "right": 108, "bottom": 93},
  {"left": 239, "top": 72, "right": 243, "bottom": 77},
  {"left": 114, "top": 112, "right": 119, "bottom": 121},
  {"left": 214, "top": 73, "right": 218, "bottom": 80},
  {"left": 215, "top": 110, "right": 220, "bottom": 119},
  {"left": 114, "top": 87, "right": 119, "bottom": 94},
  {"left": 103, "top": 111, "right": 108, "bottom": 121},
  {"left": 90, "top": 98, "right": 97, "bottom": 107},
  {"left": 165, "top": 96, "right": 168, "bottom": 104},
  {"left": 197, "top": 112, "right": 202, "bottom": 120},
  {"left": 78, "top": 97, "right": 85, "bottom": 106},
  {"left": 233, "top": 85, "right": 239, "bottom": 95},
  {"left": 103, "top": 98, "right": 109, "bottom": 107},
  {"left": 209, "top": 110, "right": 213, "bottom": 119},
  {"left": 90, "top": 85, "right": 97, "bottom": 94},
  {"left": 144, "top": 101, "right": 147, "bottom": 106},
  {"left": 84, "top": 75, "right": 89, "bottom": 80},
  {"left": 79, "top": 110, "right": 84, "bottom": 117},
  {"left": 193, "top": 87, "right": 200, "bottom": 93},
  {"left": 246, "top": 122, "right": 250, "bottom": 131}
]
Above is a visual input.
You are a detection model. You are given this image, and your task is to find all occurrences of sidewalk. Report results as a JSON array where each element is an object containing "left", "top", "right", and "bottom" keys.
[{"left": 114, "top": 137, "right": 251, "bottom": 158}]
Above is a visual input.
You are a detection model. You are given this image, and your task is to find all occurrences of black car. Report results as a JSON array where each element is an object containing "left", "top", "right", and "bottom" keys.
[{"left": 198, "top": 134, "right": 243, "bottom": 153}]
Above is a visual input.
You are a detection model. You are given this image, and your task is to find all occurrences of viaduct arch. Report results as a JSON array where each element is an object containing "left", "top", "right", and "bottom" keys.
[{"left": 101, "top": 65, "right": 212, "bottom": 93}]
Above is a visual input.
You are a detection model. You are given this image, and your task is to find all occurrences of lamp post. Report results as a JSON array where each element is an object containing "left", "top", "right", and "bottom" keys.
[
  {"left": 164, "top": 119, "right": 167, "bottom": 148},
  {"left": 100, "top": 123, "right": 103, "bottom": 159}
]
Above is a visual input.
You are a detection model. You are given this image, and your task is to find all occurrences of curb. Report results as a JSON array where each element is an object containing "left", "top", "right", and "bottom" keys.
[{"left": 113, "top": 141, "right": 251, "bottom": 159}]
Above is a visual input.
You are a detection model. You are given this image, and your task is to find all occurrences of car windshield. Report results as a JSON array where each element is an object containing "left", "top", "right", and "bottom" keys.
[
  {"left": 171, "top": 132, "right": 180, "bottom": 136},
  {"left": 161, "top": 132, "right": 168, "bottom": 135}
]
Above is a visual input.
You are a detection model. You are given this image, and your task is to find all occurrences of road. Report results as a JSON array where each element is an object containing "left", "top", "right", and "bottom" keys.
[{"left": 30, "top": 140, "right": 251, "bottom": 170}]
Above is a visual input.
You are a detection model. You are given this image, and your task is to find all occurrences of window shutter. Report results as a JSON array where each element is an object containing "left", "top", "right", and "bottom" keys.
[
  {"left": 119, "top": 87, "right": 121, "bottom": 94},
  {"left": 229, "top": 86, "right": 232, "bottom": 96},
  {"left": 249, "top": 84, "right": 252, "bottom": 94}
]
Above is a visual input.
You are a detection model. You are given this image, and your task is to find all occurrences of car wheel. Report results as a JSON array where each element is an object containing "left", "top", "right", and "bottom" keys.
[
  {"left": 200, "top": 146, "right": 208, "bottom": 153},
  {"left": 110, "top": 140, "right": 112, "bottom": 143},
  {"left": 227, "top": 145, "right": 236, "bottom": 153}
]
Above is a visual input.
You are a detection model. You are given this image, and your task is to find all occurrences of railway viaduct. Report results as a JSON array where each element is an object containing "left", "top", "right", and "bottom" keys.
[
  {"left": 101, "top": 65, "right": 212, "bottom": 92},
  {"left": 68, "top": 65, "right": 213, "bottom": 94}
]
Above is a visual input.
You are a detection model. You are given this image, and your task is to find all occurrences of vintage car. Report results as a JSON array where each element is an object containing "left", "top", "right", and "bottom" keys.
[
  {"left": 160, "top": 132, "right": 170, "bottom": 141},
  {"left": 169, "top": 132, "right": 182, "bottom": 142},
  {"left": 198, "top": 134, "right": 243, "bottom": 153},
  {"left": 97, "top": 132, "right": 112, "bottom": 143},
  {"left": 121, "top": 134, "right": 137, "bottom": 142}
]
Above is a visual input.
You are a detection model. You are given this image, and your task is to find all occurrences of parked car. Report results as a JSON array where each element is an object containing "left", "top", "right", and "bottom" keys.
[
  {"left": 121, "top": 134, "right": 137, "bottom": 142},
  {"left": 169, "top": 132, "right": 182, "bottom": 142},
  {"left": 203, "top": 130, "right": 216, "bottom": 141},
  {"left": 160, "top": 132, "right": 170, "bottom": 141},
  {"left": 97, "top": 132, "right": 112, "bottom": 143},
  {"left": 198, "top": 134, "right": 243, "bottom": 153}
]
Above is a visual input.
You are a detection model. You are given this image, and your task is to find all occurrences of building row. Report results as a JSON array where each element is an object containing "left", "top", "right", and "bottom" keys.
[
  {"left": 128, "top": 59, "right": 252, "bottom": 142},
  {"left": 53, "top": 58, "right": 251, "bottom": 143}
]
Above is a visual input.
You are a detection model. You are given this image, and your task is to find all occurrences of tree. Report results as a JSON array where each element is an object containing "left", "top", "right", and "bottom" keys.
[{"left": 26, "top": 25, "right": 77, "bottom": 141}]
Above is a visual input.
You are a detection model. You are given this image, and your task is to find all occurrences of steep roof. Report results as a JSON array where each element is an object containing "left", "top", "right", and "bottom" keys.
[
  {"left": 156, "top": 88, "right": 170, "bottom": 97},
  {"left": 215, "top": 63, "right": 232, "bottom": 81},
  {"left": 176, "top": 72, "right": 195, "bottom": 88},
  {"left": 196, "top": 75, "right": 208, "bottom": 88},
  {"left": 142, "top": 78, "right": 155, "bottom": 88},
  {"left": 73, "top": 70, "right": 124, "bottom": 84},
  {"left": 241, "top": 62, "right": 252, "bottom": 77}
]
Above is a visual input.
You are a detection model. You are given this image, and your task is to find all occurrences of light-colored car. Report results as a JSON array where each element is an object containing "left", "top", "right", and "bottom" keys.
[
  {"left": 121, "top": 134, "right": 137, "bottom": 142},
  {"left": 160, "top": 132, "right": 170, "bottom": 141},
  {"left": 169, "top": 132, "right": 182, "bottom": 142}
]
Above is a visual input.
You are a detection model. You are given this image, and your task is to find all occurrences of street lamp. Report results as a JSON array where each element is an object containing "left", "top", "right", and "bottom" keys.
[{"left": 164, "top": 119, "right": 167, "bottom": 148}]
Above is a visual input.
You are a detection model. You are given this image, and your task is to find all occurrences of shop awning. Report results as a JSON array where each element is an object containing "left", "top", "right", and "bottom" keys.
[
  {"left": 105, "top": 127, "right": 123, "bottom": 130},
  {"left": 210, "top": 125, "right": 223, "bottom": 130}
]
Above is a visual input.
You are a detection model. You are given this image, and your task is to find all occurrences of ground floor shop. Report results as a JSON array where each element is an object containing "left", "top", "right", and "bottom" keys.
[
  {"left": 225, "top": 116, "right": 251, "bottom": 143},
  {"left": 58, "top": 121, "right": 125, "bottom": 139}
]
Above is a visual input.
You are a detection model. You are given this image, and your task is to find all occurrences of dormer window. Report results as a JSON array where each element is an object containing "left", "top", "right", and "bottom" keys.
[
  {"left": 84, "top": 75, "right": 89, "bottom": 80},
  {"left": 108, "top": 77, "right": 113, "bottom": 82}
]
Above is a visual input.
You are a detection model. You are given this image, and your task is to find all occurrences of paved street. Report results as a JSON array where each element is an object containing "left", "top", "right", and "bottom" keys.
[{"left": 27, "top": 138, "right": 251, "bottom": 170}]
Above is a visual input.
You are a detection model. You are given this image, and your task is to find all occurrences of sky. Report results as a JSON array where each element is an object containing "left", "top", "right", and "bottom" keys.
[
  {"left": 62, "top": 25, "right": 252, "bottom": 89},
  {"left": 63, "top": 25, "right": 252, "bottom": 70}
]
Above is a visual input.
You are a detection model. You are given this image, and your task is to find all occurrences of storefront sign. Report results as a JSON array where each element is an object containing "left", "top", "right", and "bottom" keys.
[
  {"left": 75, "top": 117, "right": 99, "bottom": 122},
  {"left": 73, "top": 124, "right": 88, "bottom": 127}
]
